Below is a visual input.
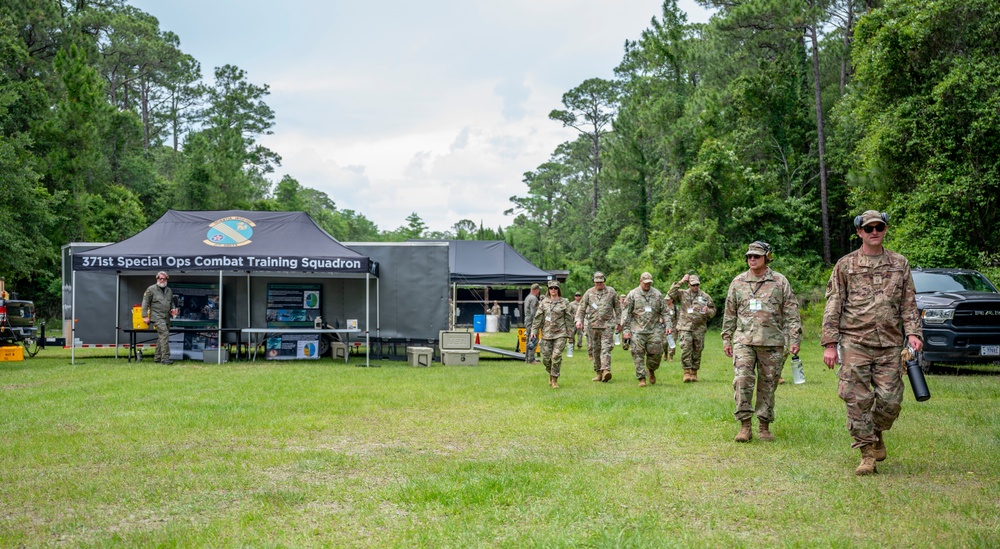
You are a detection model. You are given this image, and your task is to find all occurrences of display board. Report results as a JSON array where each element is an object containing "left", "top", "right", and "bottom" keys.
[
  {"left": 171, "top": 283, "right": 220, "bottom": 356},
  {"left": 265, "top": 283, "right": 321, "bottom": 360}
]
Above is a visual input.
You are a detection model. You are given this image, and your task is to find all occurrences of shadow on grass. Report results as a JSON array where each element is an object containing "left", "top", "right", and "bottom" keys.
[{"left": 927, "top": 361, "right": 1000, "bottom": 376}]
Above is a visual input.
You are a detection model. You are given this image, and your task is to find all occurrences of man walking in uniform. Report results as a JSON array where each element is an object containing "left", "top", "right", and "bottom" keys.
[
  {"left": 523, "top": 283, "right": 541, "bottom": 364},
  {"left": 722, "top": 242, "right": 802, "bottom": 442},
  {"left": 568, "top": 291, "right": 584, "bottom": 350},
  {"left": 668, "top": 274, "right": 716, "bottom": 382},
  {"left": 822, "top": 210, "right": 923, "bottom": 475},
  {"left": 142, "top": 271, "right": 175, "bottom": 364},
  {"left": 663, "top": 297, "right": 677, "bottom": 361},
  {"left": 575, "top": 272, "right": 621, "bottom": 382},
  {"left": 621, "top": 272, "right": 668, "bottom": 387}
]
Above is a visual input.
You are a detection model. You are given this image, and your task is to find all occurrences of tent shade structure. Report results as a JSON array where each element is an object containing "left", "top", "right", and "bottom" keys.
[
  {"left": 410, "top": 240, "right": 551, "bottom": 285},
  {"left": 74, "top": 210, "right": 377, "bottom": 275}
]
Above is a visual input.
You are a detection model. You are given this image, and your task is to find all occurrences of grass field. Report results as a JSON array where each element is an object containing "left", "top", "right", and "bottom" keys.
[{"left": 2, "top": 330, "right": 999, "bottom": 547}]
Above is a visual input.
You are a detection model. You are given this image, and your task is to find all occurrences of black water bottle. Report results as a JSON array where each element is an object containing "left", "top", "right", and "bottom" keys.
[{"left": 906, "top": 356, "right": 931, "bottom": 402}]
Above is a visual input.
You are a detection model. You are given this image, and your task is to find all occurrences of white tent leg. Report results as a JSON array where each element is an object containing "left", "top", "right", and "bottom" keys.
[
  {"left": 114, "top": 272, "right": 121, "bottom": 359},
  {"left": 71, "top": 270, "right": 76, "bottom": 365}
]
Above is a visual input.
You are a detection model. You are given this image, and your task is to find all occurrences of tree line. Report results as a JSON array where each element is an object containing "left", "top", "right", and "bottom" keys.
[
  {"left": 3, "top": 0, "right": 998, "bottom": 319},
  {"left": 506, "top": 0, "right": 1000, "bottom": 308}
]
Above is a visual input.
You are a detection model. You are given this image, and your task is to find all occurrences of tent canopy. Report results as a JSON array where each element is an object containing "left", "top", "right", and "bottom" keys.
[
  {"left": 410, "top": 239, "right": 551, "bottom": 285},
  {"left": 74, "top": 210, "right": 377, "bottom": 275}
]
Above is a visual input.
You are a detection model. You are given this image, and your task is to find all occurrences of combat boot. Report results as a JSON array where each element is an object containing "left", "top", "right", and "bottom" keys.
[
  {"left": 855, "top": 445, "right": 877, "bottom": 475},
  {"left": 758, "top": 420, "right": 774, "bottom": 442},
  {"left": 735, "top": 419, "right": 752, "bottom": 443},
  {"left": 689, "top": 369, "right": 699, "bottom": 382},
  {"left": 550, "top": 375, "right": 559, "bottom": 389},
  {"left": 602, "top": 370, "right": 613, "bottom": 382},
  {"left": 873, "top": 431, "right": 887, "bottom": 461},
  {"left": 592, "top": 371, "right": 603, "bottom": 382},
  {"left": 638, "top": 377, "right": 646, "bottom": 387},
  {"left": 648, "top": 369, "right": 656, "bottom": 385},
  {"left": 683, "top": 369, "right": 693, "bottom": 382}
]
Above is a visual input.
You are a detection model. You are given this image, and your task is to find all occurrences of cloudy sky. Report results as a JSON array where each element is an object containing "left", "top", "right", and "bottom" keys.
[{"left": 131, "top": 0, "right": 713, "bottom": 233}]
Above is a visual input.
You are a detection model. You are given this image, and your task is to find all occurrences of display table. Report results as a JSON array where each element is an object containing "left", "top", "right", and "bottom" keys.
[
  {"left": 123, "top": 327, "right": 245, "bottom": 362},
  {"left": 241, "top": 328, "right": 361, "bottom": 363}
]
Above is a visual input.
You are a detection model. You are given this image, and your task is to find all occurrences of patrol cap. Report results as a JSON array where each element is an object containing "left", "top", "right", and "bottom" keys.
[
  {"left": 593, "top": 271, "right": 606, "bottom": 282},
  {"left": 640, "top": 272, "right": 653, "bottom": 283},
  {"left": 745, "top": 242, "right": 769, "bottom": 257},
  {"left": 530, "top": 283, "right": 541, "bottom": 291},
  {"left": 574, "top": 291, "right": 581, "bottom": 296},
  {"left": 689, "top": 274, "right": 701, "bottom": 285},
  {"left": 859, "top": 210, "right": 888, "bottom": 227},
  {"left": 547, "top": 280, "right": 560, "bottom": 289}
]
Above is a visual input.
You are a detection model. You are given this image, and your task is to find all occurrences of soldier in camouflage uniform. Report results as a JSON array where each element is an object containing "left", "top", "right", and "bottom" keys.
[
  {"left": 822, "top": 210, "right": 923, "bottom": 475},
  {"left": 667, "top": 274, "right": 717, "bottom": 382},
  {"left": 533, "top": 281, "right": 574, "bottom": 388},
  {"left": 722, "top": 242, "right": 802, "bottom": 443},
  {"left": 141, "top": 271, "right": 175, "bottom": 364},
  {"left": 523, "top": 283, "right": 541, "bottom": 363},
  {"left": 621, "top": 272, "right": 669, "bottom": 387},
  {"left": 662, "top": 297, "right": 677, "bottom": 361},
  {"left": 568, "top": 291, "right": 584, "bottom": 350},
  {"left": 575, "top": 271, "right": 622, "bottom": 382}
]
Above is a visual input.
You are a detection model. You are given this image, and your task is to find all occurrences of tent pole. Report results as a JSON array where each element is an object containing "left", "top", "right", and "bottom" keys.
[
  {"left": 365, "top": 272, "right": 370, "bottom": 367},
  {"left": 217, "top": 270, "right": 223, "bottom": 364},
  {"left": 114, "top": 272, "right": 121, "bottom": 359},
  {"left": 71, "top": 270, "right": 76, "bottom": 365}
]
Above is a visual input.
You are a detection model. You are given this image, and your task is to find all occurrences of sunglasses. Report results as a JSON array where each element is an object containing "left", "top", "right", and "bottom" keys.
[
  {"left": 746, "top": 254, "right": 763, "bottom": 259},
  {"left": 862, "top": 223, "right": 886, "bottom": 233},
  {"left": 156, "top": 277, "right": 167, "bottom": 280}
]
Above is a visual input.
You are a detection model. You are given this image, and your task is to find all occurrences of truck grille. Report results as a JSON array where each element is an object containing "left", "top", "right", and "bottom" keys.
[{"left": 954, "top": 302, "right": 1000, "bottom": 327}]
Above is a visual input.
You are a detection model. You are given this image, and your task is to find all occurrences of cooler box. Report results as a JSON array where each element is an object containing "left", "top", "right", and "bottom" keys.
[
  {"left": 486, "top": 315, "right": 499, "bottom": 332},
  {"left": 0, "top": 346, "right": 25, "bottom": 362},
  {"left": 331, "top": 342, "right": 347, "bottom": 360},
  {"left": 473, "top": 314, "right": 486, "bottom": 332},
  {"left": 439, "top": 331, "right": 474, "bottom": 351},
  {"left": 441, "top": 350, "right": 479, "bottom": 366},
  {"left": 203, "top": 349, "right": 229, "bottom": 363},
  {"left": 132, "top": 305, "right": 148, "bottom": 329},
  {"left": 407, "top": 346, "right": 433, "bottom": 367}
]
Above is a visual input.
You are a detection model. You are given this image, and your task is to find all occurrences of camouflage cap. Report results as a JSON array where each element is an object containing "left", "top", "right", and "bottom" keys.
[
  {"left": 593, "top": 271, "right": 606, "bottom": 282},
  {"left": 547, "top": 280, "right": 560, "bottom": 289},
  {"left": 574, "top": 291, "right": 582, "bottom": 296},
  {"left": 745, "top": 242, "right": 769, "bottom": 257},
  {"left": 530, "top": 283, "right": 541, "bottom": 291},
  {"left": 859, "top": 210, "right": 887, "bottom": 227},
  {"left": 640, "top": 272, "right": 653, "bottom": 283},
  {"left": 689, "top": 274, "right": 701, "bottom": 285}
]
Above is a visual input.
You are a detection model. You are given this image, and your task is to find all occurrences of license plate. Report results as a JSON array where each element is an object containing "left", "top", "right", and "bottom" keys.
[{"left": 981, "top": 345, "right": 1000, "bottom": 356}]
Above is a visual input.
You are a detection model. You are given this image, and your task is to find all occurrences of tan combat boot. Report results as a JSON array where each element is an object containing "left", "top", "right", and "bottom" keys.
[
  {"left": 758, "top": 420, "right": 774, "bottom": 442},
  {"left": 855, "top": 445, "right": 877, "bottom": 475},
  {"left": 683, "top": 369, "right": 693, "bottom": 382},
  {"left": 550, "top": 375, "right": 559, "bottom": 389},
  {"left": 638, "top": 377, "right": 646, "bottom": 387},
  {"left": 648, "top": 369, "right": 656, "bottom": 385},
  {"left": 592, "top": 371, "right": 603, "bottom": 382},
  {"left": 735, "top": 419, "right": 752, "bottom": 443},
  {"left": 873, "top": 431, "right": 887, "bottom": 461},
  {"left": 689, "top": 369, "right": 699, "bottom": 382},
  {"left": 602, "top": 370, "right": 613, "bottom": 382}
]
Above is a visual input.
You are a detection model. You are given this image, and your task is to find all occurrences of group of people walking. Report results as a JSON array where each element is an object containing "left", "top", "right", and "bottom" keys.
[{"left": 524, "top": 209, "right": 924, "bottom": 476}]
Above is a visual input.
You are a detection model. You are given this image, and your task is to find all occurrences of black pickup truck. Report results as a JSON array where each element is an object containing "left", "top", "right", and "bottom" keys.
[
  {"left": 913, "top": 268, "right": 1000, "bottom": 372},
  {"left": 0, "top": 298, "right": 40, "bottom": 355}
]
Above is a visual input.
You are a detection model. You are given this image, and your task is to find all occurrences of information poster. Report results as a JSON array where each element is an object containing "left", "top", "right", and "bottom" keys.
[
  {"left": 171, "top": 283, "right": 220, "bottom": 327},
  {"left": 266, "top": 284, "right": 321, "bottom": 328},
  {"left": 265, "top": 333, "right": 321, "bottom": 360}
]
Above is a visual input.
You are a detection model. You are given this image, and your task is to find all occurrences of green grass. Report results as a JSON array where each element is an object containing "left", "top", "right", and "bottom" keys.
[{"left": 2, "top": 332, "right": 999, "bottom": 548}]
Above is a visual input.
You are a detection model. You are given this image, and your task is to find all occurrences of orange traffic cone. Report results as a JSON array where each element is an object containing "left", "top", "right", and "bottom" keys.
[{"left": 475, "top": 333, "right": 480, "bottom": 344}]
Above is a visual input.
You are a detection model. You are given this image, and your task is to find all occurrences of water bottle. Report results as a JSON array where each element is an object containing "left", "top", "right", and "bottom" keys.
[
  {"left": 791, "top": 354, "right": 805, "bottom": 384},
  {"left": 566, "top": 344, "right": 573, "bottom": 357},
  {"left": 667, "top": 333, "right": 676, "bottom": 349},
  {"left": 314, "top": 315, "right": 323, "bottom": 329},
  {"left": 614, "top": 332, "right": 621, "bottom": 346},
  {"left": 906, "top": 353, "right": 931, "bottom": 401}
]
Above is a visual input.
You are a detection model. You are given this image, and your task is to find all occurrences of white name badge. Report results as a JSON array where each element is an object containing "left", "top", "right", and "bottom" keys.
[
  {"left": 749, "top": 299, "right": 762, "bottom": 311},
  {"left": 546, "top": 316, "right": 552, "bottom": 321},
  {"left": 592, "top": 303, "right": 599, "bottom": 310},
  {"left": 687, "top": 308, "right": 694, "bottom": 314},
  {"left": 644, "top": 306, "right": 653, "bottom": 313}
]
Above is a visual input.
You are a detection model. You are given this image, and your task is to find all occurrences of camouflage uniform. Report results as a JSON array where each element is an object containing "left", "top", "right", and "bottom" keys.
[
  {"left": 667, "top": 280, "right": 716, "bottom": 373},
  {"left": 662, "top": 299, "right": 677, "bottom": 361},
  {"left": 621, "top": 283, "right": 668, "bottom": 380},
  {"left": 722, "top": 266, "right": 802, "bottom": 423},
  {"left": 490, "top": 302, "right": 501, "bottom": 316},
  {"left": 568, "top": 297, "right": 584, "bottom": 349},
  {"left": 141, "top": 281, "right": 174, "bottom": 363},
  {"left": 533, "top": 294, "right": 573, "bottom": 379},
  {"left": 822, "top": 248, "right": 922, "bottom": 449},
  {"left": 576, "top": 282, "right": 621, "bottom": 375},
  {"left": 523, "top": 287, "right": 540, "bottom": 363}
]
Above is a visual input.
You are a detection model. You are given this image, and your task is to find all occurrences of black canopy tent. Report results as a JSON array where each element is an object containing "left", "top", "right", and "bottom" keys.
[
  {"left": 409, "top": 239, "right": 553, "bottom": 326},
  {"left": 72, "top": 210, "right": 379, "bottom": 365}
]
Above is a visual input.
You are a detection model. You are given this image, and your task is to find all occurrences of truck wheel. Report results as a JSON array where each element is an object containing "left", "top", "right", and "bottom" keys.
[{"left": 918, "top": 352, "right": 933, "bottom": 374}]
